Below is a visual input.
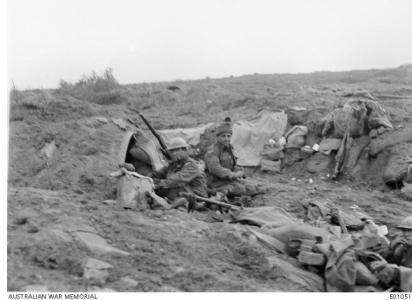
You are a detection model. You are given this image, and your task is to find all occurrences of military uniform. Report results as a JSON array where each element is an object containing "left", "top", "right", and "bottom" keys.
[
  {"left": 373, "top": 216, "right": 412, "bottom": 291},
  {"left": 205, "top": 142, "right": 257, "bottom": 197},
  {"left": 385, "top": 238, "right": 412, "bottom": 268},
  {"left": 156, "top": 157, "right": 208, "bottom": 201}
]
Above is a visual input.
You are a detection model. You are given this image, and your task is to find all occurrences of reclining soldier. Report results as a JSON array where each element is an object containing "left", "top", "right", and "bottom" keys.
[
  {"left": 204, "top": 119, "right": 261, "bottom": 204},
  {"left": 371, "top": 216, "right": 412, "bottom": 291},
  {"left": 154, "top": 137, "right": 207, "bottom": 210}
]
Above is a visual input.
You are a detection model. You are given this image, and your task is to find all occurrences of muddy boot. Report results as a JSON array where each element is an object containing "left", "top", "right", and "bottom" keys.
[
  {"left": 195, "top": 202, "right": 208, "bottom": 211},
  {"left": 247, "top": 185, "right": 265, "bottom": 197},
  {"left": 208, "top": 204, "right": 220, "bottom": 211},
  {"left": 170, "top": 197, "right": 188, "bottom": 209}
]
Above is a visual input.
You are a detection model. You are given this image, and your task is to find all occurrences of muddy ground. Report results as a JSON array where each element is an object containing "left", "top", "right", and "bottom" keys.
[{"left": 7, "top": 65, "right": 412, "bottom": 292}]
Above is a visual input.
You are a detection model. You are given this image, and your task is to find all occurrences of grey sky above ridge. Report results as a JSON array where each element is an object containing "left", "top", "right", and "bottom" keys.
[{"left": 7, "top": 0, "right": 412, "bottom": 89}]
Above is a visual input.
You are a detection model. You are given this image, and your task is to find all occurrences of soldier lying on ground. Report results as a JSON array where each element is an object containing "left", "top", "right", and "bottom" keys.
[
  {"left": 204, "top": 119, "right": 261, "bottom": 205},
  {"left": 371, "top": 216, "right": 412, "bottom": 291},
  {"left": 154, "top": 137, "right": 208, "bottom": 210}
]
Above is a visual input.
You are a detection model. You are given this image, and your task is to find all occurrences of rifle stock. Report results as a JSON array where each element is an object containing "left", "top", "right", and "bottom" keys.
[{"left": 180, "top": 192, "right": 241, "bottom": 211}]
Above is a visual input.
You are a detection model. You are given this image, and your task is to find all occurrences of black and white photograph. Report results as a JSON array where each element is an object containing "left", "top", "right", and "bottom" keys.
[{"left": 5, "top": 0, "right": 412, "bottom": 295}]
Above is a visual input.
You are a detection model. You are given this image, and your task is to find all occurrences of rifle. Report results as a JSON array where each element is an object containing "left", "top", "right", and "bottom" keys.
[
  {"left": 180, "top": 192, "right": 242, "bottom": 211},
  {"left": 138, "top": 113, "right": 172, "bottom": 160}
]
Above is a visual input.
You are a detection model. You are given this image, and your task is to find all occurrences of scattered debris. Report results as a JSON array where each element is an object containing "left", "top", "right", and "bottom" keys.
[
  {"left": 298, "top": 251, "right": 325, "bottom": 266},
  {"left": 74, "top": 231, "right": 130, "bottom": 256},
  {"left": 112, "top": 118, "right": 127, "bottom": 130},
  {"left": 83, "top": 258, "right": 113, "bottom": 286},
  {"left": 41, "top": 141, "right": 57, "bottom": 159},
  {"left": 167, "top": 85, "right": 181, "bottom": 91},
  {"left": 301, "top": 145, "right": 314, "bottom": 154},
  {"left": 103, "top": 200, "right": 117, "bottom": 205},
  {"left": 119, "top": 276, "right": 138, "bottom": 288},
  {"left": 290, "top": 106, "right": 307, "bottom": 111},
  {"left": 96, "top": 117, "right": 108, "bottom": 124}
]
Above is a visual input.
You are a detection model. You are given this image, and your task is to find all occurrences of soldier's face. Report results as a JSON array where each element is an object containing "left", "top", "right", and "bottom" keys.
[
  {"left": 170, "top": 148, "right": 188, "bottom": 161},
  {"left": 402, "top": 229, "right": 412, "bottom": 245},
  {"left": 217, "top": 133, "right": 232, "bottom": 147}
]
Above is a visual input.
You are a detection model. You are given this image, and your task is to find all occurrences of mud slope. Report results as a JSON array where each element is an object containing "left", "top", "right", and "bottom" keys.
[{"left": 7, "top": 65, "right": 412, "bottom": 291}]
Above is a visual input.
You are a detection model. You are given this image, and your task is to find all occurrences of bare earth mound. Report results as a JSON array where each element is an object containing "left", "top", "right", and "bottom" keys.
[{"left": 7, "top": 66, "right": 412, "bottom": 291}]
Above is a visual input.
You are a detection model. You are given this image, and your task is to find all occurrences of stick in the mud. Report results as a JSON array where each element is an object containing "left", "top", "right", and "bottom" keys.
[
  {"left": 332, "top": 208, "right": 348, "bottom": 234},
  {"left": 138, "top": 113, "right": 172, "bottom": 159},
  {"left": 180, "top": 192, "right": 242, "bottom": 211}
]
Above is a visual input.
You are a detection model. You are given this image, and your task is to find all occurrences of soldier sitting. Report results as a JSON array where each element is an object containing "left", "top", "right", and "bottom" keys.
[
  {"left": 204, "top": 119, "right": 261, "bottom": 205},
  {"left": 154, "top": 137, "right": 207, "bottom": 210},
  {"left": 371, "top": 216, "right": 412, "bottom": 291}
]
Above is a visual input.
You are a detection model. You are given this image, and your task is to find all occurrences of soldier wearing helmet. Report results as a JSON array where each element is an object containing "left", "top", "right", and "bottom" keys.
[
  {"left": 155, "top": 137, "right": 207, "bottom": 209},
  {"left": 384, "top": 216, "right": 412, "bottom": 267},
  {"left": 371, "top": 216, "right": 412, "bottom": 291}
]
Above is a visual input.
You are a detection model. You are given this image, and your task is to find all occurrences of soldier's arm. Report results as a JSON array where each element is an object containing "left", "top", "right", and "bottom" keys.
[
  {"left": 205, "top": 152, "right": 234, "bottom": 179},
  {"left": 234, "top": 164, "right": 243, "bottom": 172},
  {"left": 161, "top": 161, "right": 201, "bottom": 188},
  {"left": 385, "top": 242, "right": 406, "bottom": 265}
]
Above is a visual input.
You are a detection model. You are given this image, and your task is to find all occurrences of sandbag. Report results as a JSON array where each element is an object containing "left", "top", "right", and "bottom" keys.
[
  {"left": 116, "top": 173, "right": 153, "bottom": 210},
  {"left": 369, "top": 127, "right": 412, "bottom": 156},
  {"left": 306, "top": 152, "right": 334, "bottom": 174},
  {"left": 283, "top": 148, "right": 311, "bottom": 167},
  {"left": 319, "top": 138, "right": 342, "bottom": 155},
  {"left": 302, "top": 200, "right": 365, "bottom": 231},
  {"left": 265, "top": 223, "right": 335, "bottom": 245},
  {"left": 322, "top": 102, "right": 368, "bottom": 138},
  {"left": 260, "top": 159, "right": 281, "bottom": 173},
  {"left": 338, "top": 210, "right": 365, "bottom": 231},
  {"left": 261, "top": 144, "right": 284, "bottom": 161},
  {"left": 383, "top": 143, "right": 412, "bottom": 188},
  {"left": 325, "top": 247, "right": 357, "bottom": 292},
  {"left": 363, "top": 99, "right": 393, "bottom": 129},
  {"left": 285, "top": 125, "right": 308, "bottom": 149}
]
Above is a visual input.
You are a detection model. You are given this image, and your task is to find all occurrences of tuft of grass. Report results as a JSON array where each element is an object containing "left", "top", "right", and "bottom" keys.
[
  {"left": 9, "top": 82, "right": 52, "bottom": 121},
  {"left": 58, "top": 68, "right": 126, "bottom": 105}
]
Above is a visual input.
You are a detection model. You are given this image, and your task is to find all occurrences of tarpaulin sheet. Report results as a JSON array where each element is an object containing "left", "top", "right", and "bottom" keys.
[
  {"left": 231, "top": 206, "right": 297, "bottom": 228},
  {"left": 267, "top": 256, "right": 325, "bottom": 292},
  {"left": 159, "top": 110, "right": 288, "bottom": 166}
]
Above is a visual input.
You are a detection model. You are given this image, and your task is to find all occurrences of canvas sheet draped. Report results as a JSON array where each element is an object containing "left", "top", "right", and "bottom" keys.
[
  {"left": 160, "top": 122, "right": 215, "bottom": 147},
  {"left": 159, "top": 110, "right": 288, "bottom": 166}
]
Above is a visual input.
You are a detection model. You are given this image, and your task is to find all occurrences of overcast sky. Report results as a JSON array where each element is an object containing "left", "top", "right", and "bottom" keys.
[{"left": 7, "top": 0, "right": 412, "bottom": 89}]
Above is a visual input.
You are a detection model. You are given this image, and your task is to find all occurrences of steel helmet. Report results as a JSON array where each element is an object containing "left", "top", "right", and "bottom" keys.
[
  {"left": 397, "top": 216, "right": 412, "bottom": 230},
  {"left": 167, "top": 137, "right": 189, "bottom": 151}
]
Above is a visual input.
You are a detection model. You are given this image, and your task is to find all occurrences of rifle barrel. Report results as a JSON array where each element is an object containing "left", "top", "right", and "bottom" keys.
[
  {"left": 139, "top": 113, "right": 171, "bottom": 159},
  {"left": 181, "top": 192, "right": 241, "bottom": 211}
]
